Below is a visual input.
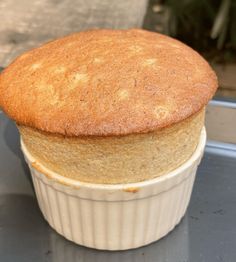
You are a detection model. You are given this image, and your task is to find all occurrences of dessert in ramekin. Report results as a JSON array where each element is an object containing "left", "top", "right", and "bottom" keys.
[{"left": 0, "top": 29, "right": 217, "bottom": 250}]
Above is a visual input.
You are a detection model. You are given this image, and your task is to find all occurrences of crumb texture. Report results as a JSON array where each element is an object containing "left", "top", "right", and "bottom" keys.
[
  {"left": 20, "top": 109, "right": 205, "bottom": 184},
  {"left": 0, "top": 29, "right": 216, "bottom": 136}
]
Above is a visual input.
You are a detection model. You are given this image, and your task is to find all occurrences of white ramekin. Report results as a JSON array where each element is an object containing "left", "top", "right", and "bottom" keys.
[{"left": 21, "top": 128, "right": 206, "bottom": 251}]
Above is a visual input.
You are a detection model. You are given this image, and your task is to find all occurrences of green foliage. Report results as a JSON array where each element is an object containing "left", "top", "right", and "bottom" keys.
[{"left": 165, "top": 0, "right": 236, "bottom": 61}]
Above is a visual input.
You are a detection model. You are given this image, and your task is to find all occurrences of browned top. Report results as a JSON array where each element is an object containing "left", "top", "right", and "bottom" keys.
[{"left": 0, "top": 29, "right": 217, "bottom": 136}]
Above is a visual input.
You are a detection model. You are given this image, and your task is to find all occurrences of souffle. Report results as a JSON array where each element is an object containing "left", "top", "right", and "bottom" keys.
[{"left": 0, "top": 29, "right": 217, "bottom": 184}]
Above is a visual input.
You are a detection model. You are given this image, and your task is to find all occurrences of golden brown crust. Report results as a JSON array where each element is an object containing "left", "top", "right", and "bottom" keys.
[
  {"left": 0, "top": 29, "right": 217, "bottom": 136},
  {"left": 19, "top": 109, "right": 205, "bottom": 184}
]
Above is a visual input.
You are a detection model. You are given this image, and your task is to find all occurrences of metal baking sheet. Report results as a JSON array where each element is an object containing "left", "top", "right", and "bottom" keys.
[{"left": 0, "top": 111, "right": 236, "bottom": 262}]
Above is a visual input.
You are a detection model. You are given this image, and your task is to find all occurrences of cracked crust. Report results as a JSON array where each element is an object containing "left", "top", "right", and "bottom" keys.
[{"left": 0, "top": 29, "right": 217, "bottom": 136}]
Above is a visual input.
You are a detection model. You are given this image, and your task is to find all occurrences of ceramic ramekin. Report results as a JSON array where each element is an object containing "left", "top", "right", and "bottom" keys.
[{"left": 21, "top": 128, "right": 206, "bottom": 251}]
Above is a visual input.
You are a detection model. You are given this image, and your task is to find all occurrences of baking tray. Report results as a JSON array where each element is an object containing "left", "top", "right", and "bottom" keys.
[{"left": 0, "top": 111, "right": 236, "bottom": 262}]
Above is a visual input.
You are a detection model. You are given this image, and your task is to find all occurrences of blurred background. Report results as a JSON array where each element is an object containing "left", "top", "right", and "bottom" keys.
[{"left": 0, "top": 0, "right": 236, "bottom": 99}]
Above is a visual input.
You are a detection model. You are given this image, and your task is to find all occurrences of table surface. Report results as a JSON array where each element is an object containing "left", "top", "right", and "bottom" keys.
[{"left": 0, "top": 111, "right": 236, "bottom": 262}]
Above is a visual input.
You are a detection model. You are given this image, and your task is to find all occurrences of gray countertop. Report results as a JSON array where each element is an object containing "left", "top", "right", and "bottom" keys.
[{"left": 0, "top": 111, "right": 236, "bottom": 262}]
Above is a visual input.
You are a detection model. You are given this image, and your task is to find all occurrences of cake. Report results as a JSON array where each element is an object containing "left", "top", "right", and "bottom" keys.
[
  {"left": 0, "top": 29, "right": 217, "bottom": 184},
  {"left": 0, "top": 29, "right": 218, "bottom": 250}
]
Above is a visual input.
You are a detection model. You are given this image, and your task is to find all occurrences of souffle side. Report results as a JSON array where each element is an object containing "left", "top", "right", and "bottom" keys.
[
  {"left": 0, "top": 29, "right": 217, "bottom": 184},
  {"left": 19, "top": 108, "right": 204, "bottom": 184}
]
